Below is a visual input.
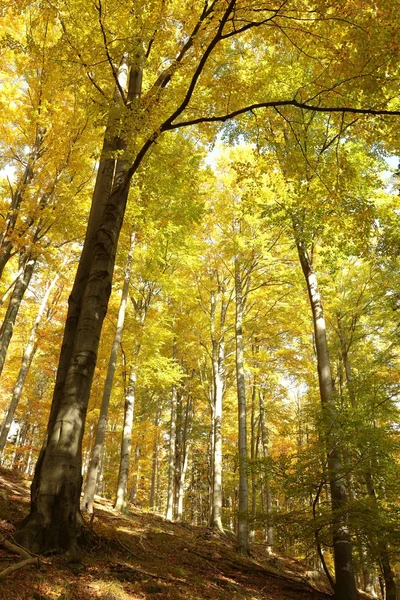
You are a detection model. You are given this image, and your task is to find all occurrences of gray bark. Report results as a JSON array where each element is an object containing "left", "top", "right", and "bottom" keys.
[
  {"left": 0, "top": 252, "right": 37, "bottom": 377},
  {"left": 81, "top": 230, "right": 135, "bottom": 513},
  {"left": 0, "top": 127, "right": 45, "bottom": 278},
  {"left": 150, "top": 399, "right": 161, "bottom": 510},
  {"left": 166, "top": 382, "right": 178, "bottom": 521},
  {"left": 0, "top": 269, "right": 60, "bottom": 455},
  {"left": 235, "top": 254, "right": 248, "bottom": 554},
  {"left": 259, "top": 391, "right": 273, "bottom": 551},
  {"left": 114, "top": 367, "right": 137, "bottom": 512},
  {"left": 210, "top": 284, "right": 227, "bottom": 532},
  {"left": 176, "top": 395, "right": 192, "bottom": 521},
  {"left": 296, "top": 240, "right": 357, "bottom": 600}
]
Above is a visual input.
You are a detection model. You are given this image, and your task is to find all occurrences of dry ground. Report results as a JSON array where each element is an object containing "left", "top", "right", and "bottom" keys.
[{"left": 0, "top": 467, "right": 372, "bottom": 600}]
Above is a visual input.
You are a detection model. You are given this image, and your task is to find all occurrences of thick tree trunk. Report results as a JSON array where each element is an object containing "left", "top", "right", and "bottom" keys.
[
  {"left": 81, "top": 230, "right": 135, "bottom": 513},
  {"left": 0, "top": 270, "right": 60, "bottom": 455},
  {"left": 14, "top": 55, "right": 141, "bottom": 556},
  {"left": 0, "top": 252, "right": 37, "bottom": 377},
  {"left": 235, "top": 255, "right": 248, "bottom": 554},
  {"left": 166, "top": 382, "right": 178, "bottom": 521},
  {"left": 296, "top": 241, "right": 357, "bottom": 600},
  {"left": 114, "top": 368, "right": 137, "bottom": 512}
]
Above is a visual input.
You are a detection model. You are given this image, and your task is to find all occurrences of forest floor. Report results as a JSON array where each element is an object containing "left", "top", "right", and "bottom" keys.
[{"left": 0, "top": 467, "right": 374, "bottom": 600}]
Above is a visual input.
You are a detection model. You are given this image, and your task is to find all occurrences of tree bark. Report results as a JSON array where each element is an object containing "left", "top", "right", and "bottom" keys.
[
  {"left": 259, "top": 391, "right": 273, "bottom": 552},
  {"left": 114, "top": 367, "right": 137, "bottom": 512},
  {"left": 176, "top": 395, "right": 192, "bottom": 521},
  {"left": 0, "top": 127, "right": 45, "bottom": 279},
  {"left": 0, "top": 252, "right": 37, "bottom": 377},
  {"left": 150, "top": 399, "right": 161, "bottom": 510},
  {"left": 14, "top": 54, "right": 140, "bottom": 556},
  {"left": 210, "top": 284, "right": 226, "bottom": 532},
  {"left": 296, "top": 240, "right": 357, "bottom": 600},
  {"left": 0, "top": 269, "right": 60, "bottom": 455},
  {"left": 81, "top": 230, "right": 135, "bottom": 513},
  {"left": 166, "top": 382, "right": 178, "bottom": 521},
  {"left": 235, "top": 255, "right": 248, "bottom": 554}
]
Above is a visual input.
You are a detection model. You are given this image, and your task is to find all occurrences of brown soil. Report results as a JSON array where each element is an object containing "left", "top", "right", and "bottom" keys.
[{"left": 0, "top": 466, "right": 370, "bottom": 600}]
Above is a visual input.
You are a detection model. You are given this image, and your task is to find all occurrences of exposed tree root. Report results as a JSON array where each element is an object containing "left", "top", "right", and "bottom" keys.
[{"left": 0, "top": 534, "right": 39, "bottom": 579}]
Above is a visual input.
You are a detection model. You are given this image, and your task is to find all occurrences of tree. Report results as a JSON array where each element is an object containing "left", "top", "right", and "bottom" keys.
[{"left": 13, "top": 0, "right": 400, "bottom": 557}]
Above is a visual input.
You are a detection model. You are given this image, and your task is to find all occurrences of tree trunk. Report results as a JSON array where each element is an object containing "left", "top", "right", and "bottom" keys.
[
  {"left": 296, "top": 240, "right": 357, "bottom": 600},
  {"left": 166, "top": 382, "right": 178, "bottom": 521},
  {"left": 0, "top": 252, "right": 37, "bottom": 377},
  {"left": 0, "top": 269, "right": 60, "bottom": 455},
  {"left": 0, "top": 127, "right": 45, "bottom": 278},
  {"left": 150, "top": 399, "right": 160, "bottom": 510},
  {"left": 259, "top": 391, "right": 273, "bottom": 552},
  {"left": 235, "top": 255, "right": 248, "bottom": 554},
  {"left": 114, "top": 368, "right": 137, "bottom": 512},
  {"left": 249, "top": 374, "right": 258, "bottom": 544},
  {"left": 176, "top": 395, "right": 192, "bottom": 521},
  {"left": 81, "top": 230, "right": 135, "bottom": 513},
  {"left": 15, "top": 54, "right": 142, "bottom": 556}
]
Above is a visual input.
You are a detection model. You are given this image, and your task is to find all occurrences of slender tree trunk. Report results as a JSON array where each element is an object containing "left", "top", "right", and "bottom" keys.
[
  {"left": 150, "top": 399, "right": 160, "bottom": 510},
  {"left": 210, "top": 286, "right": 226, "bottom": 532},
  {"left": 259, "top": 391, "right": 273, "bottom": 552},
  {"left": 176, "top": 396, "right": 192, "bottom": 521},
  {"left": 81, "top": 230, "right": 135, "bottom": 513},
  {"left": 114, "top": 368, "right": 137, "bottom": 512},
  {"left": 0, "top": 269, "right": 60, "bottom": 455},
  {"left": 0, "top": 127, "right": 45, "bottom": 278},
  {"left": 0, "top": 252, "right": 37, "bottom": 377},
  {"left": 166, "top": 383, "right": 178, "bottom": 521},
  {"left": 235, "top": 255, "right": 248, "bottom": 554},
  {"left": 296, "top": 241, "right": 357, "bottom": 600},
  {"left": 249, "top": 375, "right": 258, "bottom": 543}
]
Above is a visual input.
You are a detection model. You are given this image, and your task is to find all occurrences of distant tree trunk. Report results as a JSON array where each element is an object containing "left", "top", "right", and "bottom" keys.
[
  {"left": 235, "top": 254, "right": 248, "bottom": 554},
  {"left": 176, "top": 395, "right": 192, "bottom": 521},
  {"left": 0, "top": 269, "right": 60, "bottom": 455},
  {"left": 0, "top": 252, "right": 37, "bottom": 377},
  {"left": 296, "top": 239, "right": 357, "bottom": 600},
  {"left": 210, "top": 281, "right": 227, "bottom": 533},
  {"left": 259, "top": 391, "right": 273, "bottom": 552},
  {"left": 129, "top": 439, "right": 142, "bottom": 505},
  {"left": 114, "top": 367, "right": 137, "bottom": 512},
  {"left": 166, "top": 382, "right": 178, "bottom": 521},
  {"left": 249, "top": 374, "right": 258, "bottom": 543},
  {"left": 150, "top": 399, "right": 161, "bottom": 510},
  {"left": 81, "top": 230, "right": 135, "bottom": 513}
]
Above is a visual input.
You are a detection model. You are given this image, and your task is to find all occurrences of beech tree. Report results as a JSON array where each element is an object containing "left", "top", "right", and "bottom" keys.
[{"left": 4, "top": 4, "right": 398, "bottom": 592}]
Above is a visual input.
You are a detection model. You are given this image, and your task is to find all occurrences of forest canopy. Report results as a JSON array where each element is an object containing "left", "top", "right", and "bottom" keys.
[{"left": 0, "top": 1, "right": 399, "bottom": 599}]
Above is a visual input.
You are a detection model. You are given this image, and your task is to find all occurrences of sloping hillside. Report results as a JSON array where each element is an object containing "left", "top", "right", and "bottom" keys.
[{"left": 0, "top": 467, "right": 368, "bottom": 600}]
